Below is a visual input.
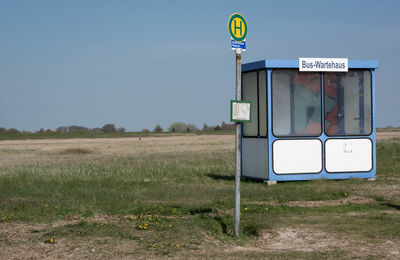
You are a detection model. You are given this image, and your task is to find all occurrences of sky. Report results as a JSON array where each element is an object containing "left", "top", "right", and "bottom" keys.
[{"left": 1, "top": 0, "right": 399, "bottom": 132}]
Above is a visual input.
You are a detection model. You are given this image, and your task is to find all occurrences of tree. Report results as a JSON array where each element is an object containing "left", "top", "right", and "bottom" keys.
[
  {"left": 69, "top": 125, "right": 89, "bottom": 132},
  {"left": 202, "top": 123, "right": 209, "bottom": 131},
  {"left": 168, "top": 122, "right": 186, "bottom": 132},
  {"left": 116, "top": 127, "right": 126, "bottom": 133},
  {"left": 56, "top": 126, "right": 68, "bottom": 133},
  {"left": 141, "top": 128, "right": 150, "bottom": 133},
  {"left": 102, "top": 124, "right": 116, "bottom": 133},
  {"left": 221, "top": 121, "right": 234, "bottom": 130},
  {"left": 7, "top": 128, "right": 20, "bottom": 134},
  {"left": 154, "top": 125, "right": 163, "bottom": 132},
  {"left": 185, "top": 124, "right": 199, "bottom": 132}
]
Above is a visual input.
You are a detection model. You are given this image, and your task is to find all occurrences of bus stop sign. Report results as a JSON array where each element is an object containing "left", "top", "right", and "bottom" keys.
[
  {"left": 228, "top": 13, "right": 247, "bottom": 51},
  {"left": 228, "top": 13, "right": 247, "bottom": 42}
]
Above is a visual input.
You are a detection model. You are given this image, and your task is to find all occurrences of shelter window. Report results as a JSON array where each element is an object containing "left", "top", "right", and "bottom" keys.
[
  {"left": 242, "top": 70, "right": 267, "bottom": 137},
  {"left": 324, "top": 70, "right": 372, "bottom": 136},
  {"left": 272, "top": 69, "right": 322, "bottom": 137}
]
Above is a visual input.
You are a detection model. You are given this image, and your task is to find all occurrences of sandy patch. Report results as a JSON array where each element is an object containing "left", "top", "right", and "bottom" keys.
[
  {"left": 231, "top": 227, "right": 400, "bottom": 258},
  {"left": 248, "top": 196, "right": 375, "bottom": 207}
]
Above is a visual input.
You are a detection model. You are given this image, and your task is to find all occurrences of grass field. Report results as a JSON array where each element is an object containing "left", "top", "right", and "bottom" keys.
[
  {"left": 0, "top": 133, "right": 399, "bottom": 259},
  {"left": 0, "top": 130, "right": 235, "bottom": 141}
]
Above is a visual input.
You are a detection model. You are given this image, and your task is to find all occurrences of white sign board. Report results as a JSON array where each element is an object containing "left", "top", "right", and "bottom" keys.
[
  {"left": 299, "top": 58, "right": 348, "bottom": 72},
  {"left": 231, "top": 100, "right": 251, "bottom": 122}
]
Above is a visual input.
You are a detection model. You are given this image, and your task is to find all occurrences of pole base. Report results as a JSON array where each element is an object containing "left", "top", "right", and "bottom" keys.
[
  {"left": 367, "top": 178, "right": 376, "bottom": 181},
  {"left": 265, "top": 181, "right": 277, "bottom": 186}
]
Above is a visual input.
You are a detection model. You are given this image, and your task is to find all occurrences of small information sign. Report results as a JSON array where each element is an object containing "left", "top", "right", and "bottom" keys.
[
  {"left": 231, "top": 39, "right": 246, "bottom": 50},
  {"left": 230, "top": 100, "right": 251, "bottom": 122}
]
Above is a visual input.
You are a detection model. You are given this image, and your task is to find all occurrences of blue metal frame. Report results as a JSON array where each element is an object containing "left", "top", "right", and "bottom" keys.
[{"left": 242, "top": 60, "right": 379, "bottom": 181}]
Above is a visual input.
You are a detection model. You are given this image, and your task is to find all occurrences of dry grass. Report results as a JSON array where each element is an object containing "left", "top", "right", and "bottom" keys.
[
  {"left": 0, "top": 135, "right": 234, "bottom": 167},
  {"left": 57, "top": 148, "right": 94, "bottom": 155},
  {"left": 376, "top": 131, "right": 400, "bottom": 140},
  {"left": 0, "top": 132, "right": 399, "bottom": 259}
]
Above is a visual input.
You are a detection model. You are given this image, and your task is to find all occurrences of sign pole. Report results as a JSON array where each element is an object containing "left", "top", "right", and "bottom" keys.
[
  {"left": 228, "top": 12, "right": 247, "bottom": 238},
  {"left": 234, "top": 48, "right": 242, "bottom": 237}
]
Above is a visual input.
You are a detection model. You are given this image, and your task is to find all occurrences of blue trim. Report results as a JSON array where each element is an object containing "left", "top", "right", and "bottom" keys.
[
  {"left": 321, "top": 73, "right": 326, "bottom": 176},
  {"left": 242, "top": 60, "right": 379, "bottom": 72},
  {"left": 242, "top": 60, "right": 266, "bottom": 72},
  {"left": 266, "top": 60, "right": 298, "bottom": 69},
  {"left": 372, "top": 70, "right": 377, "bottom": 178},
  {"left": 267, "top": 69, "right": 273, "bottom": 181},
  {"left": 349, "top": 60, "right": 379, "bottom": 69}
]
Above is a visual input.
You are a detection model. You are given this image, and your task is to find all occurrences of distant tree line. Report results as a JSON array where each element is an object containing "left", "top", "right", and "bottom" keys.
[
  {"left": 56, "top": 124, "right": 126, "bottom": 133},
  {"left": 141, "top": 121, "right": 235, "bottom": 133},
  {"left": 0, "top": 127, "right": 24, "bottom": 134},
  {"left": 0, "top": 121, "right": 235, "bottom": 135},
  {"left": 0, "top": 124, "right": 126, "bottom": 134},
  {"left": 202, "top": 121, "right": 235, "bottom": 131}
]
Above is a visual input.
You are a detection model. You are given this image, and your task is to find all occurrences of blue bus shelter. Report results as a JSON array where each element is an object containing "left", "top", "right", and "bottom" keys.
[{"left": 241, "top": 59, "right": 378, "bottom": 182}]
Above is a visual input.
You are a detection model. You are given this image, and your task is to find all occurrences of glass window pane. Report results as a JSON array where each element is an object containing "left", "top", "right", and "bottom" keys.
[
  {"left": 324, "top": 70, "right": 372, "bottom": 135},
  {"left": 272, "top": 70, "right": 322, "bottom": 136},
  {"left": 259, "top": 70, "right": 267, "bottom": 137},
  {"left": 243, "top": 71, "right": 258, "bottom": 136}
]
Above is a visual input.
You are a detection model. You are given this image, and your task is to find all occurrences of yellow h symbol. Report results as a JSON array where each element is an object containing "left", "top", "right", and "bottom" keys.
[{"left": 234, "top": 19, "right": 242, "bottom": 37}]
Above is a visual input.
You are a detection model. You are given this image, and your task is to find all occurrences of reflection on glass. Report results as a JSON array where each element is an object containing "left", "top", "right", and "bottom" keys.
[
  {"left": 243, "top": 71, "right": 258, "bottom": 136},
  {"left": 259, "top": 70, "right": 267, "bottom": 137},
  {"left": 272, "top": 70, "right": 321, "bottom": 136},
  {"left": 324, "top": 70, "right": 371, "bottom": 135}
]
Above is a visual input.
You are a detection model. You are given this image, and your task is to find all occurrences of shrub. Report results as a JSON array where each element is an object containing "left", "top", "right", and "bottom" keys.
[
  {"left": 168, "top": 122, "right": 198, "bottom": 132},
  {"left": 6, "top": 128, "right": 20, "bottom": 134},
  {"left": 102, "top": 124, "right": 116, "bottom": 133},
  {"left": 154, "top": 125, "right": 163, "bottom": 132}
]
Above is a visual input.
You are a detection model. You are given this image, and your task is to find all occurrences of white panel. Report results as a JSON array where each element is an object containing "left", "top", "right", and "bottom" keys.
[
  {"left": 273, "top": 139, "right": 322, "bottom": 174},
  {"left": 325, "top": 139, "right": 372, "bottom": 172}
]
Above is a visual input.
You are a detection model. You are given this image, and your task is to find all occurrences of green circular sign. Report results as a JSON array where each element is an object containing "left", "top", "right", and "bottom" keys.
[{"left": 228, "top": 13, "right": 247, "bottom": 42}]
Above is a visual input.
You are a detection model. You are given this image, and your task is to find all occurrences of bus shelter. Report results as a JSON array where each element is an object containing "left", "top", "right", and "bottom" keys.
[{"left": 241, "top": 59, "right": 378, "bottom": 182}]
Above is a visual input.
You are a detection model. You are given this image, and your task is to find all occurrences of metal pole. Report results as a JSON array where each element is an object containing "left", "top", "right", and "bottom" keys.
[{"left": 234, "top": 48, "right": 242, "bottom": 237}]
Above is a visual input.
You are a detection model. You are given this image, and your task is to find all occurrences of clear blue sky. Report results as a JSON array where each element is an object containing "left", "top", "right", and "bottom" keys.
[{"left": 1, "top": 0, "right": 399, "bottom": 131}]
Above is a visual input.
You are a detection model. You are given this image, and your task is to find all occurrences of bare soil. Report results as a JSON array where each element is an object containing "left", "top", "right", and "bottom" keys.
[
  {"left": 248, "top": 196, "right": 375, "bottom": 207},
  {"left": 1, "top": 220, "right": 399, "bottom": 259}
]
